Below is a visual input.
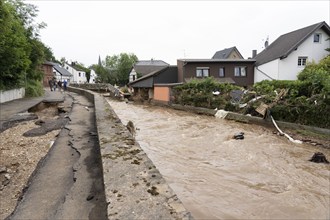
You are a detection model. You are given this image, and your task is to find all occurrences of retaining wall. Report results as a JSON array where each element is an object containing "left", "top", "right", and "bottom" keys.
[
  {"left": 170, "top": 104, "right": 330, "bottom": 136},
  {"left": 67, "top": 86, "right": 193, "bottom": 219},
  {"left": 0, "top": 88, "right": 25, "bottom": 103}
]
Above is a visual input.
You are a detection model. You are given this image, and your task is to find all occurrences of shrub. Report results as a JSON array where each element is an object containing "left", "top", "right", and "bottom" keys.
[
  {"left": 25, "top": 80, "right": 44, "bottom": 97},
  {"left": 297, "top": 56, "right": 330, "bottom": 95},
  {"left": 173, "top": 77, "right": 240, "bottom": 108}
]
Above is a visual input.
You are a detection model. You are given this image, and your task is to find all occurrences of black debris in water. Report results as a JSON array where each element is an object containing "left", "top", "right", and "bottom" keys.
[
  {"left": 309, "top": 152, "right": 329, "bottom": 164},
  {"left": 233, "top": 132, "right": 244, "bottom": 140}
]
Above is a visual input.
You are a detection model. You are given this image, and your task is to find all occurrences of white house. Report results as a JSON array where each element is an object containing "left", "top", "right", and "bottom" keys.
[
  {"left": 254, "top": 21, "right": 330, "bottom": 83},
  {"left": 64, "top": 62, "right": 87, "bottom": 83},
  {"left": 129, "top": 68, "right": 137, "bottom": 82},
  {"left": 51, "top": 62, "right": 72, "bottom": 83},
  {"left": 89, "top": 69, "right": 97, "bottom": 83}
]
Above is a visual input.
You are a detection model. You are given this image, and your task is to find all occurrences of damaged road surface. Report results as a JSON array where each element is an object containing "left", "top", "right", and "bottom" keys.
[{"left": 7, "top": 93, "right": 107, "bottom": 219}]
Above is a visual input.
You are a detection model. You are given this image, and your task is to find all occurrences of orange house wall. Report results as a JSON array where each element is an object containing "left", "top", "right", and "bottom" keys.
[{"left": 154, "top": 86, "right": 170, "bottom": 102}]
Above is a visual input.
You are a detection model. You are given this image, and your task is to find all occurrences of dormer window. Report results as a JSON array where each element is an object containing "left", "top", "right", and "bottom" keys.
[{"left": 313, "top": 33, "right": 321, "bottom": 43}]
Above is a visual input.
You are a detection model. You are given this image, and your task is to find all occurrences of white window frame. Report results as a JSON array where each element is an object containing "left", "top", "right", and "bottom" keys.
[
  {"left": 234, "top": 66, "right": 247, "bottom": 77},
  {"left": 313, "top": 33, "right": 321, "bottom": 43},
  {"left": 219, "top": 67, "right": 225, "bottom": 77},
  {"left": 196, "top": 67, "right": 209, "bottom": 77},
  {"left": 298, "top": 57, "right": 308, "bottom": 67}
]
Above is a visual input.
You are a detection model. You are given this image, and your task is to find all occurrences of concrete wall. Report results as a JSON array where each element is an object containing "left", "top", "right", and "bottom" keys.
[{"left": 0, "top": 88, "right": 25, "bottom": 103}]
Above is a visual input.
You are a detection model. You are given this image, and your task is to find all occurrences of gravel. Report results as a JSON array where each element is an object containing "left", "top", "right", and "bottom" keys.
[{"left": 0, "top": 106, "right": 61, "bottom": 219}]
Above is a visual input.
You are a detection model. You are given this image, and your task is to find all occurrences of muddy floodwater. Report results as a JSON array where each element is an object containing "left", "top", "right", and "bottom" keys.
[{"left": 107, "top": 100, "right": 330, "bottom": 220}]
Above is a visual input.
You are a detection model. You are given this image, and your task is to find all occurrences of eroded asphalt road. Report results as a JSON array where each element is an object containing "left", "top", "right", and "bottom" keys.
[{"left": 7, "top": 92, "right": 107, "bottom": 219}]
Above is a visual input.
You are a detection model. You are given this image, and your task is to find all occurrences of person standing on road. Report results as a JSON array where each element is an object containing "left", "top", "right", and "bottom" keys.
[
  {"left": 53, "top": 78, "right": 57, "bottom": 91},
  {"left": 48, "top": 78, "right": 53, "bottom": 91},
  {"left": 57, "top": 80, "right": 62, "bottom": 92},
  {"left": 63, "top": 79, "right": 67, "bottom": 91}
]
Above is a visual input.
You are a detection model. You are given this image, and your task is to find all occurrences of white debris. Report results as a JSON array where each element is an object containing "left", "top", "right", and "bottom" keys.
[
  {"left": 271, "top": 116, "right": 302, "bottom": 144},
  {"left": 215, "top": 110, "right": 228, "bottom": 119},
  {"left": 212, "top": 91, "right": 220, "bottom": 95},
  {"left": 239, "top": 103, "right": 248, "bottom": 108}
]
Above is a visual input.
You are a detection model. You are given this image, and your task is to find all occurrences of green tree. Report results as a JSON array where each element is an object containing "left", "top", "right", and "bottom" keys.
[
  {"left": 297, "top": 56, "right": 330, "bottom": 95},
  {"left": 89, "top": 64, "right": 109, "bottom": 83},
  {"left": 42, "top": 45, "right": 55, "bottom": 61},
  {"left": 105, "top": 53, "right": 138, "bottom": 85},
  {"left": 0, "top": 0, "right": 30, "bottom": 90},
  {"left": 0, "top": 0, "right": 51, "bottom": 96},
  {"left": 74, "top": 62, "right": 91, "bottom": 83}
]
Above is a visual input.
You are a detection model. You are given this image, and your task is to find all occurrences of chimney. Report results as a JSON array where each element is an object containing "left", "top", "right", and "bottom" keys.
[{"left": 252, "top": 50, "right": 257, "bottom": 58}]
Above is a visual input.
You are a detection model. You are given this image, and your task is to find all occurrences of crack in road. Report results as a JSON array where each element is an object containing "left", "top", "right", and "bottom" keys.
[{"left": 7, "top": 92, "right": 107, "bottom": 220}]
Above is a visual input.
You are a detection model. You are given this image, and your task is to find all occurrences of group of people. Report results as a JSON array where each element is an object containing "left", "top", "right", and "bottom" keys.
[{"left": 48, "top": 78, "right": 67, "bottom": 92}]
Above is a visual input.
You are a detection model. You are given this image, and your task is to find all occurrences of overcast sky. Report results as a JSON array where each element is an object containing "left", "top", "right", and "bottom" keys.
[{"left": 25, "top": 0, "right": 329, "bottom": 66}]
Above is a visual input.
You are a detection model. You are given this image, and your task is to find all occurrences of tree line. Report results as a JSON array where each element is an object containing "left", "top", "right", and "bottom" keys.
[{"left": 90, "top": 53, "right": 138, "bottom": 86}]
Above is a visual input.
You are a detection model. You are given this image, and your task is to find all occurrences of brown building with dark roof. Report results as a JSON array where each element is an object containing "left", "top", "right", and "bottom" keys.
[{"left": 177, "top": 59, "right": 255, "bottom": 87}]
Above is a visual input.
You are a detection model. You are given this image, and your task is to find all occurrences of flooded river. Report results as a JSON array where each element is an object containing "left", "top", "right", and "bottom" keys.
[{"left": 107, "top": 100, "right": 330, "bottom": 220}]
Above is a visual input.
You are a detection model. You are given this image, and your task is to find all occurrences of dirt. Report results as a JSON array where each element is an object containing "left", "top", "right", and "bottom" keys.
[{"left": 0, "top": 106, "right": 61, "bottom": 219}]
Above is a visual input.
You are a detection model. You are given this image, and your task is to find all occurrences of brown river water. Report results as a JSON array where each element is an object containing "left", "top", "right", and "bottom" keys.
[{"left": 107, "top": 100, "right": 330, "bottom": 220}]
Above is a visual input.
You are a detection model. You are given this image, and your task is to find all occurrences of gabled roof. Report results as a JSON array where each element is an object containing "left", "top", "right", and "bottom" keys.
[
  {"left": 212, "top": 46, "right": 244, "bottom": 59},
  {"left": 129, "top": 66, "right": 169, "bottom": 85},
  {"left": 133, "top": 60, "right": 169, "bottom": 75},
  {"left": 129, "top": 65, "right": 177, "bottom": 86},
  {"left": 255, "top": 21, "right": 330, "bottom": 66},
  {"left": 51, "top": 62, "right": 72, "bottom": 77},
  {"left": 65, "top": 62, "right": 86, "bottom": 72}
]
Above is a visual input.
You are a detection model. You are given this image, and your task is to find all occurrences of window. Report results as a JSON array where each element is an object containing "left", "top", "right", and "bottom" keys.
[
  {"left": 313, "top": 33, "right": 321, "bottom": 43},
  {"left": 234, "top": 67, "right": 246, "bottom": 77},
  {"left": 196, "top": 67, "right": 209, "bottom": 77},
  {"left": 219, "top": 67, "right": 225, "bottom": 77},
  {"left": 78, "top": 72, "right": 81, "bottom": 77},
  {"left": 298, "top": 57, "right": 308, "bottom": 67}
]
